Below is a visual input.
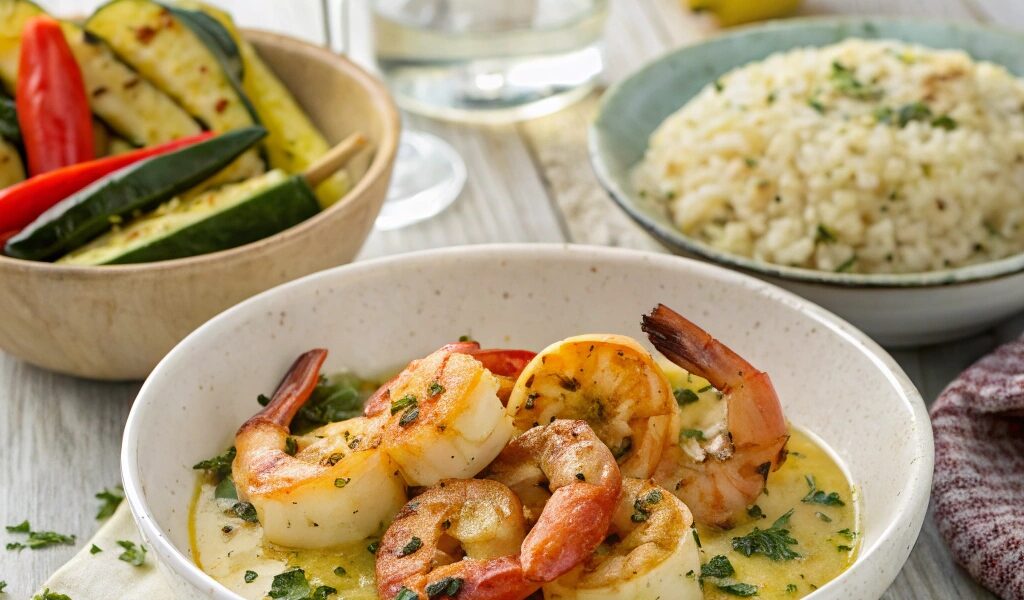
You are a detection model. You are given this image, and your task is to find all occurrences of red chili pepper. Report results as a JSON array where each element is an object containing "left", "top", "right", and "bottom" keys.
[
  {"left": 17, "top": 16, "right": 95, "bottom": 175},
  {"left": 0, "top": 132, "right": 213, "bottom": 233}
]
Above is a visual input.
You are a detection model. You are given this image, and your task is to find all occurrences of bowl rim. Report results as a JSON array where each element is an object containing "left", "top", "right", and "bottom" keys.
[
  {"left": 0, "top": 28, "right": 400, "bottom": 277},
  {"left": 589, "top": 15, "right": 1024, "bottom": 289},
  {"left": 120, "top": 243, "right": 934, "bottom": 600}
]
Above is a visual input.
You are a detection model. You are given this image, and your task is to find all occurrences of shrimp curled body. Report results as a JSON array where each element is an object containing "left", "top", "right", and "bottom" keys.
[
  {"left": 484, "top": 419, "right": 623, "bottom": 582},
  {"left": 642, "top": 304, "right": 790, "bottom": 528},
  {"left": 375, "top": 479, "right": 539, "bottom": 600}
]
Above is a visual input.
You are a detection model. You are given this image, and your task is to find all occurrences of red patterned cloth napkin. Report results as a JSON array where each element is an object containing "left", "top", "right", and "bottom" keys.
[{"left": 931, "top": 336, "right": 1024, "bottom": 600}]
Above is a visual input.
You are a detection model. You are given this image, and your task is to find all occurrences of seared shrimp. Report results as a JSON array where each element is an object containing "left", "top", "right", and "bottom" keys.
[
  {"left": 505, "top": 335, "right": 677, "bottom": 478},
  {"left": 232, "top": 349, "right": 407, "bottom": 548},
  {"left": 642, "top": 304, "right": 789, "bottom": 528},
  {"left": 543, "top": 478, "right": 702, "bottom": 600},
  {"left": 484, "top": 420, "right": 623, "bottom": 582},
  {"left": 373, "top": 343, "right": 517, "bottom": 487},
  {"left": 376, "top": 479, "right": 539, "bottom": 600}
]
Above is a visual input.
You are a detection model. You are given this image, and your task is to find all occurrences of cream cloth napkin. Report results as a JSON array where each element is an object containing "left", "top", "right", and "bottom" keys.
[{"left": 36, "top": 504, "right": 175, "bottom": 600}]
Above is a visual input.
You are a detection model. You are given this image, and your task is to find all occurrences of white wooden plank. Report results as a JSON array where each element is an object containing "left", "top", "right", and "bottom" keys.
[{"left": 959, "top": 0, "right": 1024, "bottom": 27}]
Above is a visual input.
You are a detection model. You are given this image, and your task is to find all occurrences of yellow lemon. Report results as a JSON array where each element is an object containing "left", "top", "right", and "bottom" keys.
[{"left": 686, "top": 0, "right": 803, "bottom": 27}]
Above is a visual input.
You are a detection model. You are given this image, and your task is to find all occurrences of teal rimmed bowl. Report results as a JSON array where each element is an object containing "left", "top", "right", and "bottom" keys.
[{"left": 590, "top": 18, "right": 1024, "bottom": 347}]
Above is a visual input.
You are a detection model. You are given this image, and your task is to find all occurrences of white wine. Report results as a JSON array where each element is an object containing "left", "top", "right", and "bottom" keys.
[{"left": 372, "top": 0, "right": 608, "bottom": 122}]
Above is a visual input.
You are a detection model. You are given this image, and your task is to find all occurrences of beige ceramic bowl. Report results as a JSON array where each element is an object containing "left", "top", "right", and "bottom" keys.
[{"left": 0, "top": 30, "right": 400, "bottom": 380}]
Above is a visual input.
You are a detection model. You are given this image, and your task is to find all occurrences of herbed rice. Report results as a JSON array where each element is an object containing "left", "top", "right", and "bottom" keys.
[{"left": 632, "top": 39, "right": 1024, "bottom": 274}]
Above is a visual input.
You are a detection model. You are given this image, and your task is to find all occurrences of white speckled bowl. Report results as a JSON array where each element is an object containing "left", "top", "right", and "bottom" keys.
[{"left": 122, "top": 244, "right": 933, "bottom": 600}]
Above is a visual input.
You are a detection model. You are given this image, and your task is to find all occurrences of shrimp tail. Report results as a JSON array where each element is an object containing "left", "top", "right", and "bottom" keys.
[
  {"left": 641, "top": 304, "right": 736, "bottom": 391},
  {"left": 521, "top": 482, "right": 620, "bottom": 582},
  {"left": 238, "top": 348, "right": 327, "bottom": 433}
]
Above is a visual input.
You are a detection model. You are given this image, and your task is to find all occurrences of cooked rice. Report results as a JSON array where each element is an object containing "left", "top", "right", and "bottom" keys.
[{"left": 632, "top": 39, "right": 1024, "bottom": 274}]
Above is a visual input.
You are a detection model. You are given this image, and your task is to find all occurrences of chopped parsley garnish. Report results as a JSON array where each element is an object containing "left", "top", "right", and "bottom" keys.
[
  {"left": 786, "top": 583, "right": 799, "bottom": 593},
  {"left": 192, "top": 446, "right": 236, "bottom": 480},
  {"left": 425, "top": 576, "right": 464, "bottom": 598},
  {"left": 214, "top": 476, "right": 238, "bottom": 500},
  {"left": 244, "top": 570, "right": 258, "bottom": 583},
  {"left": 716, "top": 582, "right": 758, "bottom": 596},
  {"left": 575, "top": 473, "right": 585, "bottom": 481},
  {"left": 835, "top": 255, "right": 857, "bottom": 273},
  {"left": 897, "top": 102, "right": 932, "bottom": 126},
  {"left": 400, "top": 536, "right": 423, "bottom": 556},
  {"left": 269, "top": 568, "right": 311, "bottom": 600},
  {"left": 367, "top": 540, "right": 380, "bottom": 554},
  {"left": 333, "top": 566, "right": 346, "bottom": 577},
  {"left": 399, "top": 405, "right": 420, "bottom": 427},
  {"left": 630, "top": 489, "right": 663, "bottom": 522},
  {"left": 815, "top": 224, "right": 837, "bottom": 244},
  {"left": 395, "top": 587, "right": 419, "bottom": 600},
  {"left": 713, "top": 79, "right": 724, "bottom": 92},
  {"left": 428, "top": 381, "right": 445, "bottom": 397},
  {"left": 294, "top": 374, "right": 373, "bottom": 431},
  {"left": 674, "top": 388, "right": 699, "bottom": 405},
  {"left": 90, "top": 544, "right": 102, "bottom": 554},
  {"left": 807, "top": 98, "right": 825, "bottom": 114},
  {"left": 6, "top": 521, "right": 29, "bottom": 533},
  {"left": 312, "top": 586, "right": 337, "bottom": 599},
  {"left": 693, "top": 529, "right": 702, "bottom": 548},
  {"left": 701, "top": 555, "right": 735, "bottom": 579},
  {"left": 32, "top": 589, "right": 71, "bottom": 600},
  {"left": 815, "top": 511, "right": 832, "bottom": 523},
  {"left": 681, "top": 428, "right": 705, "bottom": 441},
  {"left": 5, "top": 521, "right": 76, "bottom": 550},
  {"left": 0, "top": 581, "right": 5, "bottom": 593},
  {"left": 231, "top": 501, "right": 259, "bottom": 523},
  {"left": 744, "top": 157, "right": 758, "bottom": 168},
  {"left": 257, "top": 393, "right": 271, "bottom": 406},
  {"left": 334, "top": 477, "right": 350, "bottom": 488},
  {"left": 116, "top": 540, "right": 146, "bottom": 566},
  {"left": 326, "top": 453, "right": 343, "bottom": 466},
  {"left": 801, "top": 475, "right": 845, "bottom": 506},
  {"left": 837, "top": 544, "right": 853, "bottom": 552},
  {"left": 458, "top": 334, "right": 474, "bottom": 342},
  {"left": 837, "top": 528, "right": 857, "bottom": 539},
  {"left": 830, "top": 61, "right": 882, "bottom": 100},
  {"left": 284, "top": 437, "right": 298, "bottom": 456},
  {"left": 932, "top": 114, "right": 957, "bottom": 130},
  {"left": 731, "top": 509, "right": 800, "bottom": 561},
  {"left": 95, "top": 486, "right": 124, "bottom": 520},
  {"left": 747, "top": 505, "right": 765, "bottom": 519},
  {"left": 391, "top": 394, "right": 418, "bottom": 414}
]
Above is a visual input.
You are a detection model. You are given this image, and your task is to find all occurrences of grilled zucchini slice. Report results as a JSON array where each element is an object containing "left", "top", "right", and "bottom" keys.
[
  {"left": 184, "top": 2, "right": 351, "bottom": 207},
  {"left": 59, "top": 169, "right": 319, "bottom": 265},
  {"left": 0, "top": 0, "right": 44, "bottom": 92},
  {"left": 84, "top": 0, "right": 257, "bottom": 134},
  {"left": 61, "top": 22, "right": 201, "bottom": 147}
]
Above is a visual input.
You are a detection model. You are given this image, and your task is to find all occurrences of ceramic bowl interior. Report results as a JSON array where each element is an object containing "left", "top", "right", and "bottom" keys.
[
  {"left": 590, "top": 17, "right": 1024, "bottom": 288},
  {"left": 123, "top": 244, "right": 933, "bottom": 600}
]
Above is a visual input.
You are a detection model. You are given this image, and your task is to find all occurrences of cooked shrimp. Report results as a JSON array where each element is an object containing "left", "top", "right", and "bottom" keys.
[
  {"left": 364, "top": 342, "right": 535, "bottom": 416},
  {"left": 642, "top": 303, "right": 789, "bottom": 528},
  {"left": 374, "top": 343, "right": 517, "bottom": 486},
  {"left": 505, "top": 335, "right": 677, "bottom": 479},
  {"left": 232, "top": 349, "right": 407, "bottom": 548},
  {"left": 484, "top": 420, "right": 623, "bottom": 582},
  {"left": 376, "top": 479, "right": 540, "bottom": 600},
  {"left": 543, "top": 478, "right": 702, "bottom": 600}
]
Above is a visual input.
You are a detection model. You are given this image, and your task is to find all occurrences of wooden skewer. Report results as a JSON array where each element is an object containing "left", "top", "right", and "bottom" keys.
[{"left": 303, "top": 132, "right": 368, "bottom": 187}]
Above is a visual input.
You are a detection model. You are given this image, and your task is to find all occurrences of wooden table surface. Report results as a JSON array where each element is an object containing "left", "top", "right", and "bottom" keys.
[{"left": 3, "top": 0, "right": 1023, "bottom": 598}]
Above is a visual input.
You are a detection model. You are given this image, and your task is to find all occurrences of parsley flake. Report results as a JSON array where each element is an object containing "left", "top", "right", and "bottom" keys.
[
  {"left": 717, "top": 582, "right": 758, "bottom": 596},
  {"left": 674, "top": 388, "right": 699, "bottom": 405},
  {"left": 731, "top": 509, "right": 800, "bottom": 561},
  {"left": 801, "top": 475, "right": 845, "bottom": 506},
  {"left": 90, "top": 544, "right": 102, "bottom": 554},
  {"left": 269, "top": 568, "right": 310, "bottom": 600},
  {"left": 192, "top": 447, "right": 236, "bottom": 480},
  {"left": 116, "top": 540, "right": 146, "bottom": 566},
  {"left": 232, "top": 502, "right": 259, "bottom": 523},
  {"left": 400, "top": 536, "right": 423, "bottom": 556},
  {"left": 395, "top": 587, "right": 419, "bottom": 600},
  {"left": 244, "top": 570, "right": 258, "bottom": 583},
  {"left": 425, "top": 576, "right": 464, "bottom": 598}
]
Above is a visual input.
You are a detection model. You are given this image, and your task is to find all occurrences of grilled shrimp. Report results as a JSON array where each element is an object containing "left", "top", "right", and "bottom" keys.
[
  {"left": 642, "top": 304, "right": 789, "bottom": 528},
  {"left": 375, "top": 479, "right": 540, "bottom": 600},
  {"left": 505, "top": 335, "right": 677, "bottom": 478},
  {"left": 373, "top": 343, "right": 518, "bottom": 487},
  {"left": 543, "top": 478, "right": 702, "bottom": 600},
  {"left": 484, "top": 420, "right": 623, "bottom": 582},
  {"left": 232, "top": 349, "right": 407, "bottom": 548}
]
